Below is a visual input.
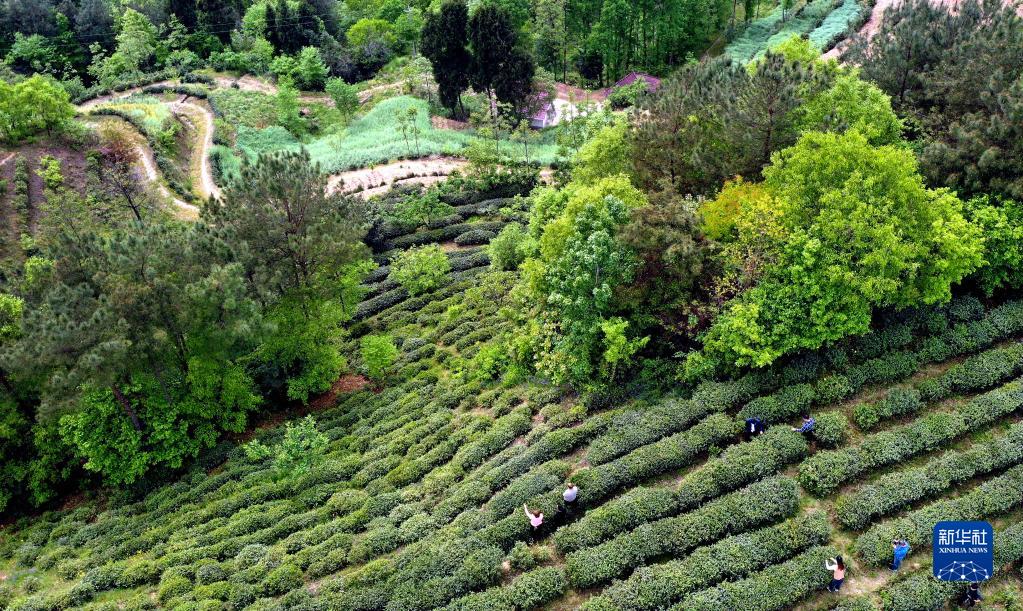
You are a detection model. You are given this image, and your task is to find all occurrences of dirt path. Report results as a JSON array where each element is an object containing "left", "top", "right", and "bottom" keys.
[
  {"left": 169, "top": 99, "right": 221, "bottom": 200},
  {"left": 83, "top": 115, "right": 199, "bottom": 220},
  {"left": 326, "top": 157, "right": 469, "bottom": 197},
  {"left": 823, "top": 0, "right": 899, "bottom": 59}
]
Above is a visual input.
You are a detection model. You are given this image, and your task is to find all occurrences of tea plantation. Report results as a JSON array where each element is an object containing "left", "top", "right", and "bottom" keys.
[{"left": 2, "top": 177, "right": 1023, "bottom": 610}]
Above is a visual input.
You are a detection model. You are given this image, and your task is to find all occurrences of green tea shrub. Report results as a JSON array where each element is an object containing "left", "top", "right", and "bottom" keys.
[
  {"left": 855, "top": 464, "right": 1023, "bottom": 565},
  {"left": 585, "top": 512, "right": 830, "bottom": 610},
  {"left": 811, "top": 411, "right": 848, "bottom": 447},
  {"left": 799, "top": 380, "right": 1023, "bottom": 496},
  {"left": 564, "top": 477, "right": 799, "bottom": 588}
]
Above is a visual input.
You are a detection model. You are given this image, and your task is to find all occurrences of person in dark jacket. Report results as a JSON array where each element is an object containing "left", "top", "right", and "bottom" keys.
[
  {"left": 960, "top": 582, "right": 982, "bottom": 607},
  {"left": 744, "top": 416, "right": 767, "bottom": 441}
]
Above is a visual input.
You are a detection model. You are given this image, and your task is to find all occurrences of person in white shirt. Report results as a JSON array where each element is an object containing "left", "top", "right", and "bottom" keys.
[{"left": 563, "top": 482, "right": 579, "bottom": 518}]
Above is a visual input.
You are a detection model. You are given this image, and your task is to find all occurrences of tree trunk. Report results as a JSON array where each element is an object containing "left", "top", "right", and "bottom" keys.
[{"left": 111, "top": 384, "right": 143, "bottom": 432}]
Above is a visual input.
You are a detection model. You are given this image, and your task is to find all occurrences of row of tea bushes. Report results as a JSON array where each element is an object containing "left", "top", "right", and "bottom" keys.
[{"left": 798, "top": 379, "right": 1023, "bottom": 496}]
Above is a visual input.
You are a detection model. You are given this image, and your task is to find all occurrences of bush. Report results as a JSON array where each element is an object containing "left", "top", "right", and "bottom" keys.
[
  {"left": 390, "top": 244, "right": 451, "bottom": 296},
  {"left": 260, "top": 563, "right": 303, "bottom": 596},
  {"left": 854, "top": 463, "right": 1023, "bottom": 565},
  {"left": 557, "top": 428, "right": 807, "bottom": 553},
  {"left": 361, "top": 334, "right": 399, "bottom": 382},
  {"left": 453, "top": 229, "right": 497, "bottom": 246},
  {"left": 681, "top": 545, "right": 838, "bottom": 610},
  {"left": 195, "top": 561, "right": 228, "bottom": 585},
  {"left": 799, "top": 380, "right": 1023, "bottom": 496},
  {"left": 564, "top": 476, "right": 800, "bottom": 588},
  {"left": 487, "top": 223, "right": 535, "bottom": 271},
  {"left": 835, "top": 421, "right": 1023, "bottom": 530},
  {"left": 584, "top": 512, "right": 831, "bottom": 610},
  {"left": 568, "top": 413, "right": 738, "bottom": 508},
  {"left": 157, "top": 575, "right": 192, "bottom": 604},
  {"left": 811, "top": 411, "right": 848, "bottom": 447}
]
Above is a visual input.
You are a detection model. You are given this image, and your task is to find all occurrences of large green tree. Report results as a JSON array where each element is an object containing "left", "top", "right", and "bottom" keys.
[
  {"left": 698, "top": 131, "right": 983, "bottom": 369},
  {"left": 420, "top": 0, "right": 472, "bottom": 116},
  {"left": 849, "top": 0, "right": 1023, "bottom": 198},
  {"left": 204, "top": 150, "right": 370, "bottom": 402},
  {"left": 5, "top": 225, "right": 262, "bottom": 486}
]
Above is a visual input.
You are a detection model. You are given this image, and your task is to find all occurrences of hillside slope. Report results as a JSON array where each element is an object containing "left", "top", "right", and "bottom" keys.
[{"left": 2, "top": 184, "right": 1023, "bottom": 611}]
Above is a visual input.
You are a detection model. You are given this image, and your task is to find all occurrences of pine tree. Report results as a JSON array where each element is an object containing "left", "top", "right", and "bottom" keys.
[{"left": 420, "top": 0, "right": 472, "bottom": 116}]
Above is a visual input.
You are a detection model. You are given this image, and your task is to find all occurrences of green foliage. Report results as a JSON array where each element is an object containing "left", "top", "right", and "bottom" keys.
[
  {"left": 606, "top": 81, "right": 648, "bottom": 110},
  {"left": 487, "top": 223, "right": 535, "bottom": 271},
  {"left": 962, "top": 196, "right": 1023, "bottom": 295},
  {"left": 0, "top": 75, "right": 75, "bottom": 143},
  {"left": 35, "top": 155, "right": 63, "bottom": 189},
  {"left": 855, "top": 463, "right": 1023, "bottom": 566},
  {"left": 391, "top": 191, "right": 455, "bottom": 228},
  {"left": 799, "top": 380, "right": 1023, "bottom": 496},
  {"left": 325, "top": 78, "right": 359, "bottom": 119},
  {"left": 797, "top": 70, "right": 903, "bottom": 145},
  {"left": 836, "top": 422, "right": 1023, "bottom": 530},
  {"left": 361, "top": 335, "right": 398, "bottom": 382},
  {"left": 584, "top": 512, "right": 830, "bottom": 610},
  {"left": 681, "top": 545, "right": 838, "bottom": 610},
  {"left": 571, "top": 119, "right": 632, "bottom": 184},
  {"left": 244, "top": 416, "right": 328, "bottom": 478},
  {"left": 206, "top": 149, "right": 369, "bottom": 403},
  {"left": 702, "top": 131, "right": 983, "bottom": 368},
  {"left": 390, "top": 244, "right": 451, "bottom": 296},
  {"left": 810, "top": 411, "right": 847, "bottom": 447},
  {"left": 564, "top": 476, "right": 799, "bottom": 588}
]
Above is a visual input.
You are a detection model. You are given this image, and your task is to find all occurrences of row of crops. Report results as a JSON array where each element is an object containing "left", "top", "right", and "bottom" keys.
[
  {"left": 725, "top": 0, "right": 870, "bottom": 62},
  {"left": 3, "top": 275, "right": 1022, "bottom": 609}
]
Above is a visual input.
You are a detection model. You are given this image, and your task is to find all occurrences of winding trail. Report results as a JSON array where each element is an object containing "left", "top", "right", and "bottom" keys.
[
  {"left": 76, "top": 78, "right": 484, "bottom": 210},
  {"left": 822, "top": 0, "right": 899, "bottom": 59},
  {"left": 170, "top": 99, "right": 221, "bottom": 200}
]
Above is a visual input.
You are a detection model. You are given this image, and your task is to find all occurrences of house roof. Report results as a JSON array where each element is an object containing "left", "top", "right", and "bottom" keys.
[{"left": 613, "top": 72, "right": 662, "bottom": 91}]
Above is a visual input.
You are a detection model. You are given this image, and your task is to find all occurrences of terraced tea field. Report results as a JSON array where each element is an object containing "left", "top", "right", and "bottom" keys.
[{"left": 2, "top": 186, "right": 1023, "bottom": 610}]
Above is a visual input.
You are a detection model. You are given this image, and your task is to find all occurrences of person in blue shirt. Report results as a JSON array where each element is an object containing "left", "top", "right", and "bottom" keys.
[
  {"left": 792, "top": 413, "right": 816, "bottom": 436},
  {"left": 890, "top": 539, "right": 910, "bottom": 570}
]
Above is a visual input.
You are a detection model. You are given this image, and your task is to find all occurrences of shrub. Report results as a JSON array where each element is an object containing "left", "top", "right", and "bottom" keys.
[
  {"left": 854, "top": 463, "right": 1023, "bottom": 565},
  {"left": 558, "top": 428, "right": 807, "bottom": 552},
  {"left": 488, "top": 223, "right": 535, "bottom": 271},
  {"left": 195, "top": 561, "right": 228, "bottom": 585},
  {"left": 586, "top": 397, "right": 715, "bottom": 466},
  {"left": 569, "top": 413, "right": 738, "bottom": 507},
  {"left": 157, "top": 575, "right": 192, "bottom": 604},
  {"left": 835, "top": 422, "right": 1023, "bottom": 530},
  {"left": 361, "top": 334, "right": 399, "bottom": 382},
  {"left": 680, "top": 545, "right": 838, "bottom": 610},
  {"left": 873, "top": 521, "right": 1023, "bottom": 611},
  {"left": 564, "top": 476, "right": 800, "bottom": 588},
  {"left": 454, "top": 229, "right": 497, "bottom": 246},
  {"left": 390, "top": 244, "right": 451, "bottom": 296},
  {"left": 811, "top": 411, "right": 848, "bottom": 447},
  {"left": 243, "top": 416, "right": 329, "bottom": 478},
  {"left": 584, "top": 512, "right": 831, "bottom": 610},
  {"left": 260, "top": 563, "right": 303, "bottom": 596},
  {"left": 799, "top": 380, "right": 1023, "bottom": 496}
]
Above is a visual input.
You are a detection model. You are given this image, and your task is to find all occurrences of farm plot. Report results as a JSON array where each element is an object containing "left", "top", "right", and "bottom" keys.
[{"left": 2, "top": 205, "right": 1023, "bottom": 611}]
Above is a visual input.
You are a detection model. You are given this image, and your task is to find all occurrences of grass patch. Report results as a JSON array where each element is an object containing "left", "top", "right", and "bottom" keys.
[
  {"left": 208, "top": 89, "right": 278, "bottom": 128},
  {"left": 725, "top": 0, "right": 841, "bottom": 63},
  {"left": 215, "top": 96, "right": 563, "bottom": 180}
]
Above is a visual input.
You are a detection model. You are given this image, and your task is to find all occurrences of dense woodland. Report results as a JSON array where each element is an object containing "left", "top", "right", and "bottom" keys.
[{"left": 1, "top": 0, "right": 1023, "bottom": 607}]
